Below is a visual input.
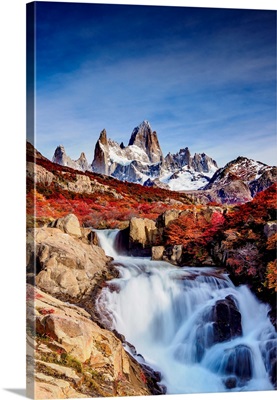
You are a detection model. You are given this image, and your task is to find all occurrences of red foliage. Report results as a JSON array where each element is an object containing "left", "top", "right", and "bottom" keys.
[
  {"left": 166, "top": 210, "right": 225, "bottom": 248},
  {"left": 139, "top": 371, "right": 147, "bottom": 384},
  {"left": 38, "top": 308, "right": 55, "bottom": 315}
]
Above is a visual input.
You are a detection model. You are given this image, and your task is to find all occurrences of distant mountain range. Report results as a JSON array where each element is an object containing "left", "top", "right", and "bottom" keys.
[
  {"left": 51, "top": 120, "right": 276, "bottom": 204},
  {"left": 53, "top": 120, "right": 218, "bottom": 191}
]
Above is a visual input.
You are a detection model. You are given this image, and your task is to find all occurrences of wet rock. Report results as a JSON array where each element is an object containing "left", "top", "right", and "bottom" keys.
[
  {"left": 140, "top": 363, "right": 166, "bottom": 395},
  {"left": 271, "top": 359, "right": 277, "bottom": 388},
  {"left": 87, "top": 230, "right": 100, "bottom": 246},
  {"left": 114, "top": 227, "right": 129, "bottom": 254},
  {"left": 260, "top": 339, "right": 277, "bottom": 388},
  {"left": 224, "top": 376, "right": 237, "bottom": 389},
  {"left": 222, "top": 345, "right": 253, "bottom": 383},
  {"left": 163, "top": 245, "right": 183, "bottom": 265},
  {"left": 212, "top": 295, "right": 242, "bottom": 343}
]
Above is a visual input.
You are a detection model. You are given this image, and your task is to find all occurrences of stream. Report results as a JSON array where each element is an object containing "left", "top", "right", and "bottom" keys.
[{"left": 95, "top": 229, "right": 276, "bottom": 394}]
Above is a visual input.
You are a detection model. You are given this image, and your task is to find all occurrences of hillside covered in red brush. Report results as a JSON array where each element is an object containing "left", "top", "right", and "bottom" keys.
[
  {"left": 26, "top": 142, "right": 194, "bottom": 228},
  {"left": 27, "top": 142, "right": 276, "bottom": 310}
]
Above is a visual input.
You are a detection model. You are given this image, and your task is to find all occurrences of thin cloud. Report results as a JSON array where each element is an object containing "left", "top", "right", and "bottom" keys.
[{"left": 35, "top": 3, "right": 276, "bottom": 167}]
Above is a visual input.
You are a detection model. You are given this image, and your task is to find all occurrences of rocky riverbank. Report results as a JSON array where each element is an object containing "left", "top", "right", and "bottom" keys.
[{"left": 27, "top": 214, "right": 164, "bottom": 398}]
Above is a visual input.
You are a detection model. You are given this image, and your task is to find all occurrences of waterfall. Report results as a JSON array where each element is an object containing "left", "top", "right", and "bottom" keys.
[
  {"left": 96, "top": 229, "right": 120, "bottom": 259},
  {"left": 95, "top": 229, "right": 276, "bottom": 394}
]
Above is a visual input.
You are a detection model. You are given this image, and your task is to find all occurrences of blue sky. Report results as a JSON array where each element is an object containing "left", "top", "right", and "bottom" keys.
[{"left": 29, "top": 2, "right": 276, "bottom": 167}]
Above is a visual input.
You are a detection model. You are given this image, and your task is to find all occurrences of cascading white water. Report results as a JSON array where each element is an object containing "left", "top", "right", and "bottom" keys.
[{"left": 96, "top": 229, "right": 276, "bottom": 394}]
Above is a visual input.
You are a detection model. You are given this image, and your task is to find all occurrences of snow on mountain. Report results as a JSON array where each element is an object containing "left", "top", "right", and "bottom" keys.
[
  {"left": 90, "top": 121, "right": 219, "bottom": 189},
  {"left": 52, "top": 121, "right": 219, "bottom": 190},
  {"left": 201, "top": 156, "right": 277, "bottom": 204},
  {"left": 204, "top": 156, "right": 273, "bottom": 189},
  {"left": 160, "top": 167, "right": 216, "bottom": 191}
]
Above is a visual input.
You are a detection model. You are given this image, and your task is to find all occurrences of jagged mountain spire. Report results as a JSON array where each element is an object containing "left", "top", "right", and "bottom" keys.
[
  {"left": 128, "top": 121, "right": 163, "bottom": 163},
  {"left": 53, "top": 120, "right": 221, "bottom": 190},
  {"left": 91, "top": 129, "right": 110, "bottom": 174},
  {"left": 52, "top": 145, "right": 89, "bottom": 171}
]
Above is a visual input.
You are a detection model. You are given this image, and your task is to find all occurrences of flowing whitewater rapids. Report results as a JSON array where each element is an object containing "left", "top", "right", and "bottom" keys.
[{"left": 95, "top": 229, "right": 276, "bottom": 394}]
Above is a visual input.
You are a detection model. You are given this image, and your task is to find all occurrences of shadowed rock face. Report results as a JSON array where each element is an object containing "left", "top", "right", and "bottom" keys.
[
  {"left": 221, "top": 345, "right": 254, "bottom": 387},
  {"left": 193, "top": 295, "right": 243, "bottom": 364},
  {"left": 212, "top": 296, "right": 242, "bottom": 343},
  {"left": 91, "top": 129, "right": 109, "bottom": 174}
]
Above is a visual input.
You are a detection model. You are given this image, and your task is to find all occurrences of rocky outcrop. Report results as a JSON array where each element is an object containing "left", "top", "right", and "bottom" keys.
[
  {"left": 53, "top": 145, "right": 90, "bottom": 172},
  {"left": 210, "top": 180, "right": 253, "bottom": 204},
  {"left": 128, "top": 120, "right": 163, "bottom": 164},
  {"left": 27, "top": 160, "right": 122, "bottom": 200},
  {"left": 249, "top": 166, "right": 277, "bottom": 197},
  {"left": 163, "top": 245, "right": 183, "bottom": 265},
  {"left": 202, "top": 156, "right": 277, "bottom": 204},
  {"left": 28, "top": 224, "right": 112, "bottom": 299},
  {"left": 91, "top": 129, "right": 110, "bottom": 175},
  {"left": 129, "top": 217, "right": 159, "bottom": 256},
  {"left": 164, "top": 148, "right": 218, "bottom": 174},
  {"left": 49, "top": 213, "right": 82, "bottom": 238},
  {"left": 75, "top": 152, "right": 89, "bottom": 172},
  {"left": 27, "top": 285, "right": 157, "bottom": 398},
  {"left": 27, "top": 162, "right": 55, "bottom": 186},
  {"left": 151, "top": 246, "right": 165, "bottom": 261},
  {"left": 156, "top": 209, "right": 181, "bottom": 229}
]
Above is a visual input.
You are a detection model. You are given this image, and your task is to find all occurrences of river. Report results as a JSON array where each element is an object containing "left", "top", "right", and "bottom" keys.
[{"left": 95, "top": 229, "right": 276, "bottom": 394}]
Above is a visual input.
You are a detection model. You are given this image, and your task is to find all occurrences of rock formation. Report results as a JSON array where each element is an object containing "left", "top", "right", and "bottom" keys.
[
  {"left": 52, "top": 121, "right": 218, "bottom": 190},
  {"left": 202, "top": 156, "right": 277, "bottom": 204},
  {"left": 91, "top": 129, "right": 109, "bottom": 174},
  {"left": 28, "top": 224, "right": 112, "bottom": 298},
  {"left": 27, "top": 285, "right": 158, "bottom": 398},
  {"left": 128, "top": 120, "right": 163, "bottom": 163},
  {"left": 53, "top": 145, "right": 90, "bottom": 172},
  {"left": 27, "top": 213, "right": 164, "bottom": 397}
]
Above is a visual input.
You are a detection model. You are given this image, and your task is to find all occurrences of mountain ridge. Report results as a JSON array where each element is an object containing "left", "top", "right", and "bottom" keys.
[
  {"left": 50, "top": 121, "right": 276, "bottom": 203},
  {"left": 53, "top": 120, "right": 219, "bottom": 190}
]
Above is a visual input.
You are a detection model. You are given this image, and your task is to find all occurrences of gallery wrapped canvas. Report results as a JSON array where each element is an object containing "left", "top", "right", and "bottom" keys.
[{"left": 26, "top": 1, "right": 277, "bottom": 399}]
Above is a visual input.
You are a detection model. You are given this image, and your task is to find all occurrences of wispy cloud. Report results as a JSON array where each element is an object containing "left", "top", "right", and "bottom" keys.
[{"left": 34, "top": 3, "right": 276, "bottom": 167}]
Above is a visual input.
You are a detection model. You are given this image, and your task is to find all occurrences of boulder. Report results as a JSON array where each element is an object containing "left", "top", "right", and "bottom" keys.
[
  {"left": 50, "top": 213, "right": 82, "bottom": 238},
  {"left": 212, "top": 295, "right": 242, "bottom": 343},
  {"left": 129, "top": 217, "right": 159, "bottom": 255},
  {"left": 221, "top": 345, "right": 253, "bottom": 383},
  {"left": 151, "top": 246, "right": 165, "bottom": 261},
  {"left": 163, "top": 245, "right": 183, "bottom": 265},
  {"left": 264, "top": 221, "right": 277, "bottom": 238},
  {"left": 31, "top": 226, "right": 111, "bottom": 299},
  {"left": 156, "top": 209, "right": 180, "bottom": 229}
]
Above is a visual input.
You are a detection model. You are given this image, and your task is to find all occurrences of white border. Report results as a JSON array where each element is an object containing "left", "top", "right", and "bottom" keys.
[{"left": 0, "top": 1, "right": 276, "bottom": 399}]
